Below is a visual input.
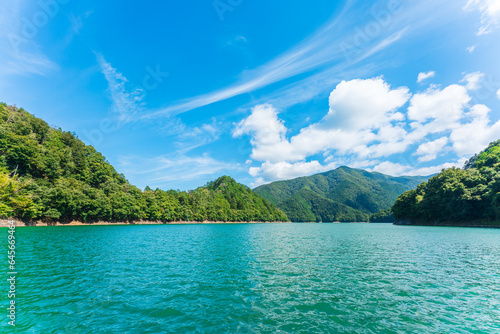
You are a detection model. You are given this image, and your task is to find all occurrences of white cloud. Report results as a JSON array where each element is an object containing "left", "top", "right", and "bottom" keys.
[
  {"left": 497, "top": 88, "right": 500, "bottom": 99},
  {"left": 139, "top": 0, "right": 458, "bottom": 119},
  {"left": 2, "top": 53, "right": 58, "bottom": 76},
  {"left": 290, "top": 78, "right": 410, "bottom": 160},
  {"left": 325, "top": 77, "right": 411, "bottom": 130},
  {"left": 180, "top": 123, "right": 223, "bottom": 153},
  {"left": 407, "top": 84, "right": 470, "bottom": 140},
  {"left": 0, "top": 2, "right": 59, "bottom": 78},
  {"left": 96, "top": 54, "right": 144, "bottom": 122},
  {"left": 227, "top": 35, "right": 248, "bottom": 47},
  {"left": 234, "top": 77, "right": 416, "bottom": 183},
  {"left": 141, "top": 23, "right": 408, "bottom": 119},
  {"left": 417, "top": 71, "right": 435, "bottom": 83},
  {"left": 233, "top": 104, "right": 299, "bottom": 162},
  {"left": 234, "top": 78, "right": 411, "bottom": 166},
  {"left": 415, "top": 137, "right": 449, "bottom": 162},
  {"left": 118, "top": 153, "right": 241, "bottom": 190},
  {"left": 409, "top": 159, "right": 468, "bottom": 176},
  {"left": 237, "top": 74, "right": 500, "bottom": 184},
  {"left": 371, "top": 158, "right": 468, "bottom": 177},
  {"left": 466, "top": 44, "right": 478, "bottom": 53},
  {"left": 408, "top": 84, "right": 470, "bottom": 123},
  {"left": 250, "top": 161, "right": 336, "bottom": 185},
  {"left": 464, "top": 0, "right": 500, "bottom": 35},
  {"left": 450, "top": 104, "right": 500, "bottom": 156},
  {"left": 179, "top": 119, "right": 222, "bottom": 144},
  {"left": 461, "top": 71, "right": 485, "bottom": 90},
  {"left": 372, "top": 161, "right": 413, "bottom": 176}
]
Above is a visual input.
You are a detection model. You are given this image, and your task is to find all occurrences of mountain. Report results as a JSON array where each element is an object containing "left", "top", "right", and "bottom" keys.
[
  {"left": 0, "top": 103, "right": 288, "bottom": 223},
  {"left": 254, "top": 167, "right": 430, "bottom": 222},
  {"left": 393, "top": 140, "right": 500, "bottom": 226}
]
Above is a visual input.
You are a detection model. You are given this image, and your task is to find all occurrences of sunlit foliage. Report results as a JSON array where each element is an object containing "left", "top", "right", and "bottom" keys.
[{"left": 0, "top": 103, "right": 288, "bottom": 223}]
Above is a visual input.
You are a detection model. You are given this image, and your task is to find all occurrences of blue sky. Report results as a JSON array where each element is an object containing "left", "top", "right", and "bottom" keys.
[{"left": 1, "top": 0, "right": 500, "bottom": 190}]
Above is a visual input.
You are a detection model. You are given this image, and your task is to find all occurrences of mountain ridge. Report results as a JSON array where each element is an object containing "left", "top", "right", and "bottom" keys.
[
  {"left": 254, "top": 166, "right": 430, "bottom": 222},
  {"left": 0, "top": 103, "right": 288, "bottom": 223}
]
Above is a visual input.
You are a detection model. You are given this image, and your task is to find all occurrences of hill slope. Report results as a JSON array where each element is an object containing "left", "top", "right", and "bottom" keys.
[
  {"left": 254, "top": 167, "right": 429, "bottom": 222},
  {"left": 393, "top": 140, "right": 500, "bottom": 226},
  {"left": 0, "top": 103, "right": 288, "bottom": 223}
]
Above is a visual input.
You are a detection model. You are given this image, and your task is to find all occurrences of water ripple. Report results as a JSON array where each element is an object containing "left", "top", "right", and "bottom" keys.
[{"left": 2, "top": 224, "right": 500, "bottom": 333}]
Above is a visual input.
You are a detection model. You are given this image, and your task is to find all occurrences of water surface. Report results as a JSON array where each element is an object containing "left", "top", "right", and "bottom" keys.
[{"left": 2, "top": 223, "right": 500, "bottom": 333}]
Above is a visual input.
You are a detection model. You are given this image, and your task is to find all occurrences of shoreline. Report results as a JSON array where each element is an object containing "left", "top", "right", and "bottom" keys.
[
  {"left": 394, "top": 221, "right": 500, "bottom": 228},
  {"left": 0, "top": 219, "right": 291, "bottom": 227}
]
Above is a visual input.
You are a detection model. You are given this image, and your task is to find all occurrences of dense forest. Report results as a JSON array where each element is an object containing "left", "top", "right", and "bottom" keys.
[
  {"left": 0, "top": 103, "right": 288, "bottom": 223},
  {"left": 392, "top": 140, "right": 500, "bottom": 226},
  {"left": 254, "top": 167, "right": 428, "bottom": 222}
]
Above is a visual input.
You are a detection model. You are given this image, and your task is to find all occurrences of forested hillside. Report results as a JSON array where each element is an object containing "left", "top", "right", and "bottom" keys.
[
  {"left": 392, "top": 140, "right": 500, "bottom": 226},
  {"left": 254, "top": 167, "right": 429, "bottom": 222},
  {"left": 0, "top": 103, "right": 288, "bottom": 223}
]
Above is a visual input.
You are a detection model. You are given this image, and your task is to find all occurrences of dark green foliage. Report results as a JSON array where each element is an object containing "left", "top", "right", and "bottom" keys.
[
  {"left": 393, "top": 140, "right": 500, "bottom": 225},
  {"left": 0, "top": 103, "right": 288, "bottom": 223},
  {"left": 369, "top": 209, "right": 395, "bottom": 223},
  {"left": 254, "top": 166, "right": 429, "bottom": 222}
]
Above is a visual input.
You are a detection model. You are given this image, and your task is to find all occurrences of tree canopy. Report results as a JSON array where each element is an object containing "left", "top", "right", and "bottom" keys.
[
  {"left": 254, "top": 166, "right": 428, "bottom": 222},
  {"left": 392, "top": 140, "right": 500, "bottom": 225},
  {"left": 0, "top": 103, "right": 288, "bottom": 223}
]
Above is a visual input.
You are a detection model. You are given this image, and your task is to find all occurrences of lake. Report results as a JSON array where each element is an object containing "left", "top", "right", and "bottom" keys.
[{"left": 2, "top": 223, "right": 500, "bottom": 333}]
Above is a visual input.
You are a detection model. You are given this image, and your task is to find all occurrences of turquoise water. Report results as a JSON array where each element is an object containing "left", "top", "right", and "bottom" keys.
[{"left": 2, "top": 223, "right": 500, "bottom": 333}]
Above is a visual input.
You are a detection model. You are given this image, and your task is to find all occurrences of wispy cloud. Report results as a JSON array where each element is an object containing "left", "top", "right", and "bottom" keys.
[
  {"left": 140, "top": 0, "right": 459, "bottom": 120},
  {"left": 141, "top": 1, "right": 405, "bottom": 118},
  {"left": 0, "top": 1, "right": 59, "bottom": 78},
  {"left": 466, "top": 44, "right": 478, "bottom": 53},
  {"left": 464, "top": 0, "right": 500, "bottom": 35},
  {"left": 1, "top": 53, "right": 58, "bottom": 77},
  {"left": 96, "top": 53, "right": 144, "bottom": 122},
  {"left": 117, "top": 153, "right": 242, "bottom": 190}
]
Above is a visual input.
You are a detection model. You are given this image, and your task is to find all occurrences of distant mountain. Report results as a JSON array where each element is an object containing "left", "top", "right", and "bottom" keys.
[{"left": 254, "top": 167, "right": 430, "bottom": 222}]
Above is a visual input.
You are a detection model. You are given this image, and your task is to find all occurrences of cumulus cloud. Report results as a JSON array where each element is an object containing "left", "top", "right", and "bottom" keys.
[
  {"left": 417, "top": 71, "right": 435, "bottom": 83},
  {"left": 236, "top": 75, "right": 500, "bottom": 184},
  {"left": 461, "top": 71, "right": 485, "bottom": 91},
  {"left": 290, "top": 78, "right": 411, "bottom": 160},
  {"left": 497, "top": 88, "right": 500, "bottom": 99},
  {"left": 406, "top": 84, "right": 470, "bottom": 143},
  {"left": 371, "top": 159, "right": 468, "bottom": 177},
  {"left": 371, "top": 161, "right": 413, "bottom": 176},
  {"left": 415, "top": 137, "right": 449, "bottom": 162},
  {"left": 233, "top": 104, "right": 298, "bottom": 162},
  {"left": 234, "top": 78, "right": 411, "bottom": 166},
  {"left": 464, "top": 0, "right": 500, "bottom": 35},
  {"left": 325, "top": 77, "right": 411, "bottom": 130},
  {"left": 250, "top": 161, "right": 337, "bottom": 186},
  {"left": 407, "top": 85, "right": 470, "bottom": 123},
  {"left": 450, "top": 104, "right": 500, "bottom": 156}
]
